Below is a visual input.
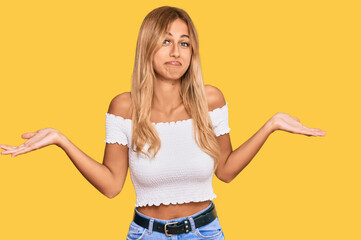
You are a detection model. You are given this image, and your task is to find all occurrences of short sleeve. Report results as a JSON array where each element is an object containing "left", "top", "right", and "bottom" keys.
[
  {"left": 209, "top": 101, "right": 231, "bottom": 137},
  {"left": 104, "top": 112, "right": 129, "bottom": 146}
]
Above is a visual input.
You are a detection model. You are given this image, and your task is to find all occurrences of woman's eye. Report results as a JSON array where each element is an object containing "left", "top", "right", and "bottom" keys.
[
  {"left": 163, "top": 40, "right": 170, "bottom": 45},
  {"left": 181, "top": 42, "right": 190, "bottom": 47}
]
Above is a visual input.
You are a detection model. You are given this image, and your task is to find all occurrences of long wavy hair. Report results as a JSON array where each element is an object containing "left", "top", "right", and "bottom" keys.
[{"left": 130, "top": 6, "right": 221, "bottom": 169}]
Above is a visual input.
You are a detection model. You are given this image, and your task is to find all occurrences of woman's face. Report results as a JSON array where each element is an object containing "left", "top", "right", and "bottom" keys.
[{"left": 153, "top": 19, "right": 192, "bottom": 81}]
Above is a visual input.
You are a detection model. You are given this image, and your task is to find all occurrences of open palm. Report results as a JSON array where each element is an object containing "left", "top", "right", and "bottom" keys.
[
  {"left": 272, "top": 112, "right": 326, "bottom": 136},
  {"left": 0, "top": 128, "right": 60, "bottom": 158}
]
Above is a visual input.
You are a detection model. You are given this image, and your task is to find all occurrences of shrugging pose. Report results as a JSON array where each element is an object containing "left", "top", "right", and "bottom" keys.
[{"left": 0, "top": 6, "right": 326, "bottom": 240}]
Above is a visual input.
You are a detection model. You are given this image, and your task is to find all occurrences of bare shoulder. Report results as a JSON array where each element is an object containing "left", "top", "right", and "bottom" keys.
[
  {"left": 204, "top": 84, "right": 227, "bottom": 111},
  {"left": 107, "top": 92, "right": 132, "bottom": 119}
]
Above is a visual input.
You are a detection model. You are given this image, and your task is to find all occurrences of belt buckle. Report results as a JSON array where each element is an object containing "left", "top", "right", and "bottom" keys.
[{"left": 164, "top": 221, "right": 178, "bottom": 237}]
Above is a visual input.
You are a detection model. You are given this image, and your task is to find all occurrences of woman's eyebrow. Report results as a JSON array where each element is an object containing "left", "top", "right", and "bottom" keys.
[{"left": 166, "top": 32, "right": 190, "bottom": 39}]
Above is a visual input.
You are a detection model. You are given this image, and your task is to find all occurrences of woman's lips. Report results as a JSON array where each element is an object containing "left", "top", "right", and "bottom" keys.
[{"left": 165, "top": 61, "right": 181, "bottom": 66}]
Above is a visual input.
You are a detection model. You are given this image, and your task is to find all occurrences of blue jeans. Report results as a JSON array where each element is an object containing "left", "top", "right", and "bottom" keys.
[{"left": 126, "top": 201, "right": 225, "bottom": 239}]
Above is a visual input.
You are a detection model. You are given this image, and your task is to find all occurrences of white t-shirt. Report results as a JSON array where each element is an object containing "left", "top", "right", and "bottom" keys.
[{"left": 104, "top": 102, "right": 231, "bottom": 207}]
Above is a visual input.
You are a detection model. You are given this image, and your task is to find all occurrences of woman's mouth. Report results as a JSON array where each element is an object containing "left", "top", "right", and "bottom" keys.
[{"left": 166, "top": 61, "right": 181, "bottom": 66}]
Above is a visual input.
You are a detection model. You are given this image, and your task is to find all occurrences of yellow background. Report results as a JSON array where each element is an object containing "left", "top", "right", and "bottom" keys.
[{"left": 0, "top": 0, "right": 360, "bottom": 239}]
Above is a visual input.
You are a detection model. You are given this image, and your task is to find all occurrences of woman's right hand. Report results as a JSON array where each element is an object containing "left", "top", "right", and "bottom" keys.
[{"left": 0, "top": 128, "right": 62, "bottom": 158}]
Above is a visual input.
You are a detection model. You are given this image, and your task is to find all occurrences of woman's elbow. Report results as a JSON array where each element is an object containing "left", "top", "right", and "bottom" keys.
[
  {"left": 105, "top": 192, "right": 117, "bottom": 199},
  {"left": 216, "top": 172, "right": 233, "bottom": 183},
  {"left": 105, "top": 191, "right": 119, "bottom": 199},
  {"left": 104, "top": 186, "right": 123, "bottom": 199}
]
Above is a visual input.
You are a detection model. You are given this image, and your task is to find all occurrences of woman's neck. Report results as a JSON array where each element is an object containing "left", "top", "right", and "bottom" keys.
[{"left": 152, "top": 78, "right": 183, "bottom": 113}]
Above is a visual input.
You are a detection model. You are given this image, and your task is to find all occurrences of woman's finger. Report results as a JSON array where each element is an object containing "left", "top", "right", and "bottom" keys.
[
  {"left": 292, "top": 117, "right": 300, "bottom": 122},
  {"left": 12, "top": 147, "right": 34, "bottom": 157},
  {"left": 311, "top": 128, "right": 327, "bottom": 136},
  {"left": 0, "top": 142, "right": 31, "bottom": 152},
  {"left": 21, "top": 132, "right": 37, "bottom": 139},
  {"left": 1, "top": 145, "right": 27, "bottom": 155},
  {"left": 280, "top": 121, "right": 324, "bottom": 136},
  {"left": 297, "top": 125, "right": 326, "bottom": 136},
  {"left": 0, "top": 145, "right": 17, "bottom": 150}
]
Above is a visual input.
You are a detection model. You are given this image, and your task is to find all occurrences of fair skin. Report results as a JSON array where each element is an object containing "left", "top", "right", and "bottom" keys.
[
  {"left": 0, "top": 19, "right": 326, "bottom": 220},
  {"left": 151, "top": 18, "right": 192, "bottom": 117}
]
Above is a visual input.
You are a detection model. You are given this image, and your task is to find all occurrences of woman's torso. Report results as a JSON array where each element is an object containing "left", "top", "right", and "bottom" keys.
[{"left": 121, "top": 87, "right": 217, "bottom": 219}]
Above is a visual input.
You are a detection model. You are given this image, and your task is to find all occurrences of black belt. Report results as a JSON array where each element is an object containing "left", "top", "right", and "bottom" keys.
[{"left": 133, "top": 202, "right": 218, "bottom": 236}]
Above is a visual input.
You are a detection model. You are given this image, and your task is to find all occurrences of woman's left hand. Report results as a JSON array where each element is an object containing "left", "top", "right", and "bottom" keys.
[{"left": 269, "top": 113, "right": 326, "bottom": 136}]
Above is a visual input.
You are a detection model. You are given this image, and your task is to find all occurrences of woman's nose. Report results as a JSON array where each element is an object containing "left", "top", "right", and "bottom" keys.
[{"left": 170, "top": 44, "right": 180, "bottom": 58}]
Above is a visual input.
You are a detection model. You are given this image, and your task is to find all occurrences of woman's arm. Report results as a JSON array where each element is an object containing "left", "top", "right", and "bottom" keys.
[
  {"left": 215, "top": 113, "right": 326, "bottom": 183},
  {"left": 0, "top": 128, "right": 128, "bottom": 199},
  {"left": 0, "top": 94, "right": 130, "bottom": 198},
  {"left": 205, "top": 85, "right": 326, "bottom": 183},
  {"left": 215, "top": 120, "right": 274, "bottom": 183},
  {"left": 57, "top": 133, "right": 129, "bottom": 198}
]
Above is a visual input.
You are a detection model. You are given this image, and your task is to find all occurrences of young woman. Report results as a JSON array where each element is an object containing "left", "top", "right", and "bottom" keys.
[{"left": 0, "top": 6, "right": 326, "bottom": 240}]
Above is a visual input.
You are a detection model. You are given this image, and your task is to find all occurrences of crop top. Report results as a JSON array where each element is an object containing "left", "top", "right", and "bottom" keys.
[{"left": 104, "top": 102, "right": 231, "bottom": 207}]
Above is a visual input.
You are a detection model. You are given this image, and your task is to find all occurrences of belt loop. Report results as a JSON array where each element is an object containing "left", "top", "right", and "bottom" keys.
[
  {"left": 148, "top": 218, "right": 154, "bottom": 234},
  {"left": 188, "top": 216, "right": 196, "bottom": 232}
]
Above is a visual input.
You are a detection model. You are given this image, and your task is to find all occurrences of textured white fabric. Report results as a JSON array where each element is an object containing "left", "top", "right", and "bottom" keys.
[{"left": 104, "top": 102, "right": 231, "bottom": 207}]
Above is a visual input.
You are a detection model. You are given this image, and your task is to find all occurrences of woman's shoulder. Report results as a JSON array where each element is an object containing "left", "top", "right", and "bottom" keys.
[
  {"left": 204, "top": 84, "right": 227, "bottom": 111},
  {"left": 106, "top": 87, "right": 226, "bottom": 119},
  {"left": 107, "top": 92, "right": 132, "bottom": 119}
]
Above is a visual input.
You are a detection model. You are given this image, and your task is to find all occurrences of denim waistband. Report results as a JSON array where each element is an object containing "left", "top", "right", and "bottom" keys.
[{"left": 134, "top": 201, "right": 214, "bottom": 224}]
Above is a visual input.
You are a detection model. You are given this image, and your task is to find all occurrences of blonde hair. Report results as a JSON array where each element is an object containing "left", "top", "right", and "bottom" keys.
[{"left": 130, "top": 6, "right": 221, "bottom": 169}]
